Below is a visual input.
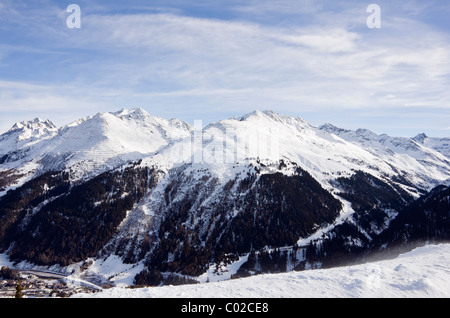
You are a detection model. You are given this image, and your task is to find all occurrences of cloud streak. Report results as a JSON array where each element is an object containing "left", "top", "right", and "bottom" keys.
[
  {"left": 0, "top": 1, "right": 449, "bottom": 136},
  {"left": 74, "top": 11, "right": 450, "bottom": 108}
]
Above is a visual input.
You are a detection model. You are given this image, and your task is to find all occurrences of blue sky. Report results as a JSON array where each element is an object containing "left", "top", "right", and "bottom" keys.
[{"left": 0, "top": 0, "right": 449, "bottom": 137}]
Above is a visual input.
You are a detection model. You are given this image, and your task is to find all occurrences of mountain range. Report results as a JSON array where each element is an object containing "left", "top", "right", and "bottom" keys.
[{"left": 0, "top": 108, "right": 449, "bottom": 286}]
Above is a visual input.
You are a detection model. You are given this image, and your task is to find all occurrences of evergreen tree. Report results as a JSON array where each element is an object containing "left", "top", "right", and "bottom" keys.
[{"left": 15, "top": 276, "right": 24, "bottom": 298}]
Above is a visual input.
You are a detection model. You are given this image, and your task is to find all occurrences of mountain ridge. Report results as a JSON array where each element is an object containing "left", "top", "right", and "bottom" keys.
[{"left": 0, "top": 108, "right": 449, "bottom": 287}]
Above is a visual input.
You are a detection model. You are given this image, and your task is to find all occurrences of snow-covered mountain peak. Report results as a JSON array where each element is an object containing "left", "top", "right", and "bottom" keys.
[
  {"left": 319, "top": 123, "right": 351, "bottom": 135},
  {"left": 8, "top": 118, "right": 57, "bottom": 137},
  {"left": 112, "top": 107, "right": 153, "bottom": 120},
  {"left": 412, "top": 134, "right": 450, "bottom": 159},
  {"left": 1, "top": 109, "right": 449, "bottom": 193},
  {"left": 236, "top": 110, "right": 310, "bottom": 127},
  {"left": 168, "top": 118, "right": 193, "bottom": 131},
  {"left": 145, "top": 110, "right": 449, "bottom": 191},
  {"left": 237, "top": 109, "right": 266, "bottom": 121},
  {"left": 0, "top": 118, "right": 58, "bottom": 151},
  {"left": 355, "top": 128, "right": 380, "bottom": 140},
  {"left": 0, "top": 108, "right": 195, "bottom": 183},
  {"left": 413, "top": 133, "right": 428, "bottom": 143},
  {"left": 106, "top": 108, "right": 192, "bottom": 136},
  {"left": 61, "top": 108, "right": 193, "bottom": 142},
  {"left": 40, "top": 108, "right": 193, "bottom": 179}
]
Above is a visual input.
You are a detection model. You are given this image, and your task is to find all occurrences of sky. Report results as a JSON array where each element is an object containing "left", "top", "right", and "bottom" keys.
[{"left": 0, "top": 0, "right": 449, "bottom": 137}]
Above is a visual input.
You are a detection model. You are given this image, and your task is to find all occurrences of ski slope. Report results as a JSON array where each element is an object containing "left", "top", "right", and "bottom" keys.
[{"left": 72, "top": 244, "right": 450, "bottom": 298}]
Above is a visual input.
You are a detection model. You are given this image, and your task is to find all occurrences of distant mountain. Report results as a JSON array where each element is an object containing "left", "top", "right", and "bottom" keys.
[
  {"left": 0, "top": 109, "right": 449, "bottom": 287},
  {"left": 412, "top": 133, "right": 450, "bottom": 159},
  {"left": 0, "top": 118, "right": 57, "bottom": 164},
  {"left": 0, "top": 108, "right": 192, "bottom": 192},
  {"left": 3, "top": 117, "right": 57, "bottom": 143}
]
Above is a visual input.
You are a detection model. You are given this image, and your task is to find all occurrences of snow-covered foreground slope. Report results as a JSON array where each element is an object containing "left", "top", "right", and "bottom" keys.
[{"left": 72, "top": 244, "right": 450, "bottom": 298}]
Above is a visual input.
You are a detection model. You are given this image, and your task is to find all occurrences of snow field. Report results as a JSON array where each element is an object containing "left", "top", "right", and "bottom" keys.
[{"left": 72, "top": 244, "right": 450, "bottom": 298}]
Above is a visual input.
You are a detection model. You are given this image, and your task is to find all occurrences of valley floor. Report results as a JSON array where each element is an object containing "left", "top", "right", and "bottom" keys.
[{"left": 72, "top": 243, "right": 450, "bottom": 298}]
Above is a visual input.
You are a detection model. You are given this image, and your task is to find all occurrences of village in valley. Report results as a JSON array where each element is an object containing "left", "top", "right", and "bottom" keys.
[{"left": 0, "top": 266, "right": 100, "bottom": 298}]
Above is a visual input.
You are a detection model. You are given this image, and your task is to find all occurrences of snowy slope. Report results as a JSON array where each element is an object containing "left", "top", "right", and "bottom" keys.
[
  {"left": 0, "top": 118, "right": 59, "bottom": 195},
  {"left": 143, "top": 110, "right": 449, "bottom": 194},
  {"left": 40, "top": 108, "right": 192, "bottom": 180},
  {"left": 319, "top": 123, "right": 450, "bottom": 190},
  {"left": 97, "top": 110, "right": 449, "bottom": 267},
  {"left": 1, "top": 108, "right": 449, "bottom": 287},
  {"left": 0, "top": 118, "right": 58, "bottom": 152},
  {"left": 71, "top": 243, "right": 450, "bottom": 298},
  {"left": 2, "top": 109, "right": 447, "bottom": 190},
  {"left": 412, "top": 133, "right": 450, "bottom": 159},
  {"left": 92, "top": 110, "right": 450, "bottom": 287},
  {"left": 0, "top": 108, "right": 192, "bottom": 188}
]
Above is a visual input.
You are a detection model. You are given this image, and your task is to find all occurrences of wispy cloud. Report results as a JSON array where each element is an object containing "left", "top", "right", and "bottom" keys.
[
  {"left": 69, "top": 11, "right": 450, "bottom": 108},
  {"left": 0, "top": 1, "right": 449, "bottom": 136}
]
